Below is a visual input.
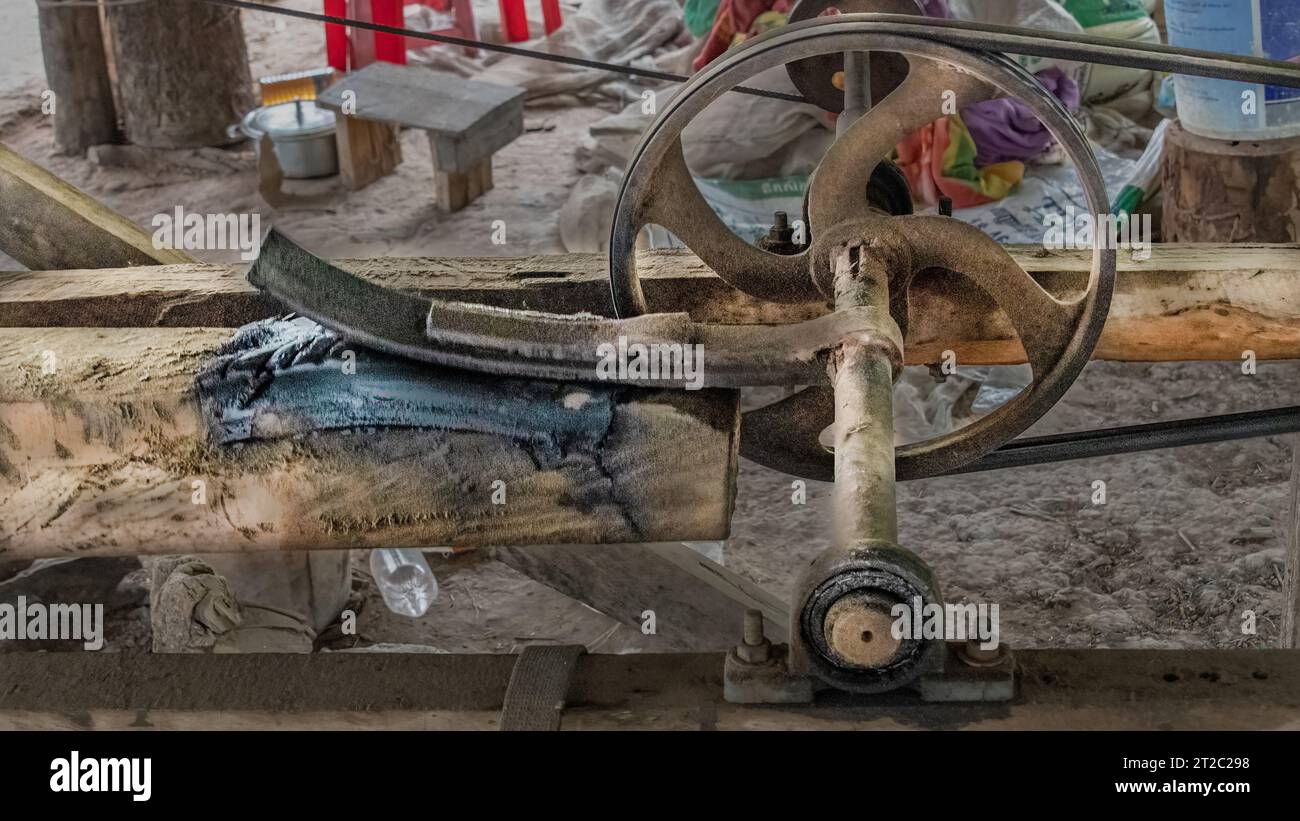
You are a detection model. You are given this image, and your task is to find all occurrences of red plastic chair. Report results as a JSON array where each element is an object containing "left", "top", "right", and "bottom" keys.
[
  {"left": 325, "top": 0, "right": 481, "bottom": 72},
  {"left": 499, "top": 0, "right": 563, "bottom": 43}
]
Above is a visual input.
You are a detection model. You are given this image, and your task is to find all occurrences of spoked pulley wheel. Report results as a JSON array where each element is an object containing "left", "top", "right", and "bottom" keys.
[{"left": 608, "top": 13, "right": 1116, "bottom": 481}]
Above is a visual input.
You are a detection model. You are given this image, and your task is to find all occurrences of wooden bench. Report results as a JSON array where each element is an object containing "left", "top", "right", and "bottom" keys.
[{"left": 318, "top": 62, "right": 526, "bottom": 211}]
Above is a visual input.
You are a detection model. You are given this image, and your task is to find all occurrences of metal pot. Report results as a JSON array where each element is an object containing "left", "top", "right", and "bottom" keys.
[{"left": 235, "top": 100, "right": 339, "bottom": 179}]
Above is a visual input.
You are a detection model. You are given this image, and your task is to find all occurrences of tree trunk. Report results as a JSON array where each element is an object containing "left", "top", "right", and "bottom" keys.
[
  {"left": 37, "top": 0, "right": 118, "bottom": 155},
  {"left": 1162, "top": 119, "right": 1300, "bottom": 243},
  {"left": 105, "top": 0, "right": 255, "bottom": 148}
]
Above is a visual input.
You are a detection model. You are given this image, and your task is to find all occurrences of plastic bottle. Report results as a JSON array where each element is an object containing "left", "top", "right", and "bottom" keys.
[{"left": 369, "top": 548, "right": 439, "bottom": 617}]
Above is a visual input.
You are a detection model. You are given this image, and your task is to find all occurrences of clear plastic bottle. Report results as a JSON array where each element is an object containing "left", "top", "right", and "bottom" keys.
[{"left": 369, "top": 548, "right": 439, "bottom": 617}]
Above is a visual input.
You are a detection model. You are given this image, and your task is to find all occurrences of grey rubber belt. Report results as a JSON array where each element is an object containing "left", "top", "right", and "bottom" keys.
[{"left": 499, "top": 645, "right": 587, "bottom": 731}]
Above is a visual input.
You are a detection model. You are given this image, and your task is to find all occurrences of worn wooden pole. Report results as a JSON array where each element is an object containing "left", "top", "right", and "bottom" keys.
[
  {"left": 3, "top": 246, "right": 1300, "bottom": 364},
  {"left": 36, "top": 0, "right": 118, "bottom": 155},
  {"left": 0, "top": 143, "right": 194, "bottom": 270}
]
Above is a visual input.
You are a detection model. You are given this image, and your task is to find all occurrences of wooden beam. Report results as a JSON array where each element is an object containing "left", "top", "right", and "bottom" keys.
[
  {"left": 0, "top": 143, "right": 195, "bottom": 270},
  {"left": 1285, "top": 438, "right": 1300, "bottom": 648},
  {"left": 3, "top": 245, "right": 1298, "bottom": 363},
  {"left": 492, "top": 542, "right": 788, "bottom": 651},
  {"left": 0, "top": 327, "right": 740, "bottom": 560},
  {"left": 2, "top": 649, "right": 1300, "bottom": 730}
]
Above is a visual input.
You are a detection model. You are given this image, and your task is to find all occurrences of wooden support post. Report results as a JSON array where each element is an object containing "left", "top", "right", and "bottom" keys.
[
  {"left": 335, "top": 115, "right": 403, "bottom": 191},
  {"left": 1162, "top": 120, "right": 1300, "bottom": 243},
  {"left": 0, "top": 143, "right": 194, "bottom": 270},
  {"left": 36, "top": 0, "right": 118, "bottom": 156},
  {"left": 492, "top": 542, "right": 788, "bottom": 651},
  {"left": 104, "top": 0, "right": 256, "bottom": 149}
]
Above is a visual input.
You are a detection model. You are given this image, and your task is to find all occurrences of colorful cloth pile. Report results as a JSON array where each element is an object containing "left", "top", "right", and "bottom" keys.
[
  {"left": 898, "top": 67, "right": 1080, "bottom": 208},
  {"left": 689, "top": 0, "right": 796, "bottom": 72},
  {"left": 686, "top": 0, "right": 1082, "bottom": 207}
]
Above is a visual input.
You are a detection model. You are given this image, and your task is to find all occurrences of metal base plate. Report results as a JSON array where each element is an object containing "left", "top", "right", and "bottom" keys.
[{"left": 724, "top": 641, "right": 1015, "bottom": 704}]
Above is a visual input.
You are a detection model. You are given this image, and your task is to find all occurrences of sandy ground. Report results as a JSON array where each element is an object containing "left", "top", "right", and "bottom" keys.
[{"left": 1, "top": 2, "right": 1295, "bottom": 656}]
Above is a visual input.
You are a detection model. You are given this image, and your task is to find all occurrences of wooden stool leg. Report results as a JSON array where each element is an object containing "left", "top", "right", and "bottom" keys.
[
  {"left": 432, "top": 137, "right": 494, "bottom": 213},
  {"left": 335, "top": 115, "right": 402, "bottom": 191}
]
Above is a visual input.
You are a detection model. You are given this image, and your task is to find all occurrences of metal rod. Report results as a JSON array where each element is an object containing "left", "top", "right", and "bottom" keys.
[
  {"left": 833, "top": 342, "right": 899, "bottom": 546},
  {"left": 830, "top": 247, "right": 899, "bottom": 547},
  {"left": 837, "top": 51, "right": 871, "bottom": 136}
]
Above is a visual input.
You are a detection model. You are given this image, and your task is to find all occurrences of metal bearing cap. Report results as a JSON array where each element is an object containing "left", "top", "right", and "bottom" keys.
[{"left": 800, "top": 546, "right": 943, "bottom": 693}]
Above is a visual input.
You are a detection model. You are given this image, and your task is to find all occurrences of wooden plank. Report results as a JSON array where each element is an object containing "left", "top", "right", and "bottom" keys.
[
  {"left": 0, "top": 143, "right": 194, "bottom": 270},
  {"left": 429, "top": 97, "right": 522, "bottom": 174},
  {"left": 3, "top": 246, "right": 1300, "bottom": 364},
  {"left": 492, "top": 542, "right": 788, "bottom": 651},
  {"left": 335, "top": 115, "right": 402, "bottom": 191},
  {"left": 2, "top": 649, "right": 1300, "bottom": 730},
  {"left": 317, "top": 63, "right": 525, "bottom": 173},
  {"left": 0, "top": 327, "right": 740, "bottom": 560}
]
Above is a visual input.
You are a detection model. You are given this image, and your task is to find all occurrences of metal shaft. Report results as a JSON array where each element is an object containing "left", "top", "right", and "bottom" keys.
[
  {"left": 832, "top": 341, "right": 898, "bottom": 548},
  {"left": 837, "top": 51, "right": 871, "bottom": 136},
  {"left": 829, "top": 247, "right": 898, "bottom": 548}
]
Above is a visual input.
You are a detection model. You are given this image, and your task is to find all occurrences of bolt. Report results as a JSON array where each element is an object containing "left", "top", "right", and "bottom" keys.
[
  {"left": 770, "top": 211, "right": 793, "bottom": 242},
  {"left": 743, "top": 608, "right": 764, "bottom": 646},
  {"left": 735, "top": 608, "right": 771, "bottom": 664},
  {"left": 758, "top": 211, "right": 799, "bottom": 254}
]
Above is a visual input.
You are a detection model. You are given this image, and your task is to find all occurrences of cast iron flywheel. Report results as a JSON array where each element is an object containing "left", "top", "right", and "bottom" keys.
[{"left": 608, "top": 11, "right": 1116, "bottom": 482}]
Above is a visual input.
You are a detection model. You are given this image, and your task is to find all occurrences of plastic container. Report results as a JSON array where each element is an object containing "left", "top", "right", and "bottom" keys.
[
  {"left": 1165, "top": 0, "right": 1300, "bottom": 139},
  {"left": 369, "top": 549, "right": 439, "bottom": 618}
]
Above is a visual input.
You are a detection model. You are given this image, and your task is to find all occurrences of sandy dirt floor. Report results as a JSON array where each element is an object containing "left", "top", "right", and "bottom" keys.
[{"left": 1, "top": 2, "right": 1295, "bottom": 656}]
